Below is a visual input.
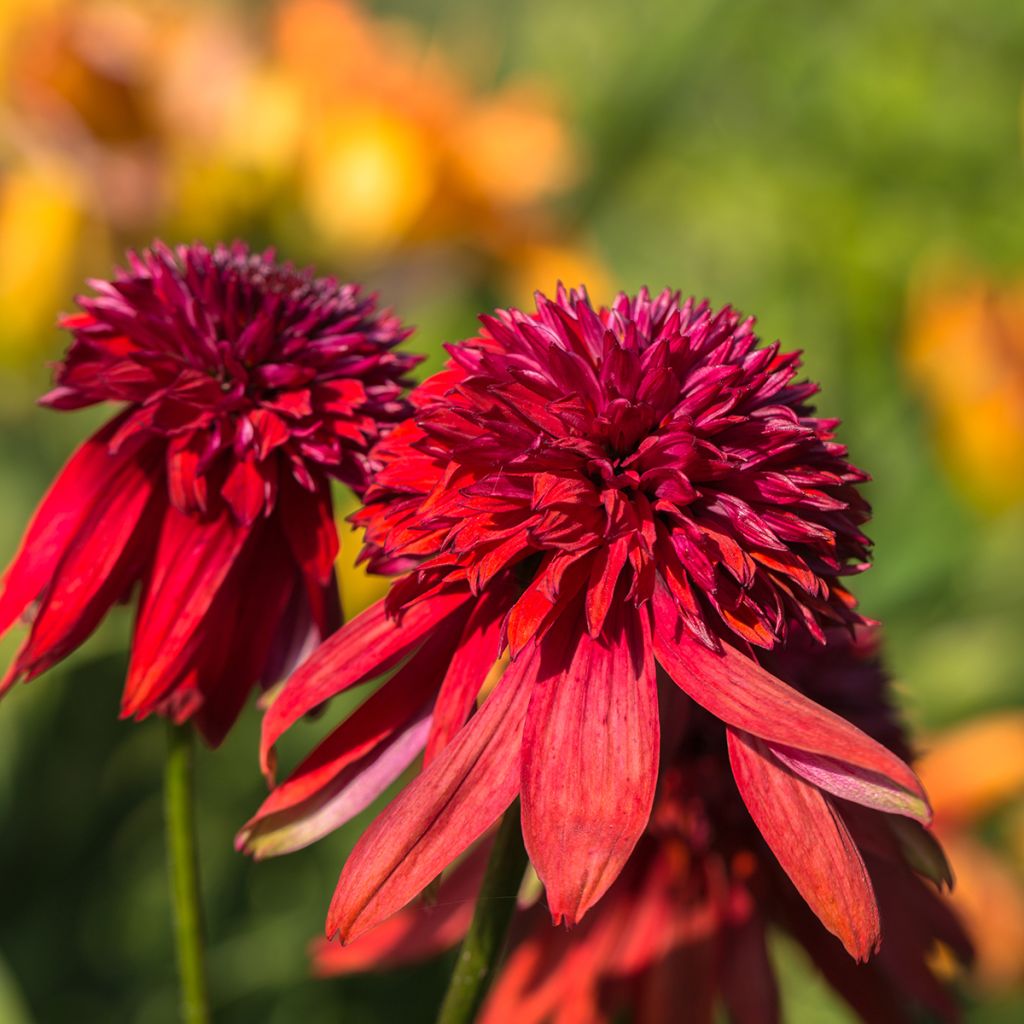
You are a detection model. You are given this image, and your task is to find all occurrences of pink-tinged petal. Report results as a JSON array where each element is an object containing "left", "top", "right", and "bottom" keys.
[
  {"left": 769, "top": 744, "right": 930, "bottom": 822},
  {"left": 121, "top": 506, "right": 253, "bottom": 720},
  {"left": 260, "top": 586, "right": 471, "bottom": 780},
  {"left": 0, "top": 414, "right": 135, "bottom": 639},
  {"left": 312, "top": 839, "right": 490, "bottom": 976},
  {"left": 424, "top": 588, "right": 508, "bottom": 765},
  {"left": 727, "top": 728, "right": 880, "bottom": 960},
  {"left": 238, "top": 617, "right": 466, "bottom": 857},
  {"left": 521, "top": 604, "right": 659, "bottom": 926},
  {"left": 326, "top": 640, "right": 542, "bottom": 944},
  {"left": 3, "top": 444, "right": 161, "bottom": 689},
  {"left": 652, "top": 586, "right": 930, "bottom": 823}
]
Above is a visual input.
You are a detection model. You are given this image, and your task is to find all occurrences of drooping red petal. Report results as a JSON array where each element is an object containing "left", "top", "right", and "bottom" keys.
[
  {"left": 3, "top": 442, "right": 161, "bottom": 689},
  {"left": 727, "top": 727, "right": 880, "bottom": 960},
  {"left": 653, "top": 586, "right": 929, "bottom": 823},
  {"left": 326, "top": 640, "right": 542, "bottom": 944},
  {"left": 260, "top": 586, "right": 471, "bottom": 780},
  {"left": 0, "top": 414, "right": 134, "bottom": 640},
  {"left": 312, "top": 839, "right": 490, "bottom": 976},
  {"left": 121, "top": 506, "right": 253, "bottom": 720},
  {"left": 521, "top": 603, "right": 659, "bottom": 926},
  {"left": 424, "top": 588, "right": 509, "bottom": 765},
  {"left": 238, "top": 614, "right": 467, "bottom": 857},
  {"left": 279, "top": 475, "right": 339, "bottom": 589}
]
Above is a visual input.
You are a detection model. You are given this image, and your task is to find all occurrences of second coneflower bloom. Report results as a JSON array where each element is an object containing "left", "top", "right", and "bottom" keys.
[
  {"left": 0, "top": 241, "right": 417, "bottom": 745},
  {"left": 247, "top": 287, "right": 933, "bottom": 959}
]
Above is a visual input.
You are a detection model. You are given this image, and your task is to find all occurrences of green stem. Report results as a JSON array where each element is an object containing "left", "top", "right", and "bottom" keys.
[
  {"left": 164, "top": 722, "right": 211, "bottom": 1024},
  {"left": 436, "top": 802, "right": 529, "bottom": 1024}
]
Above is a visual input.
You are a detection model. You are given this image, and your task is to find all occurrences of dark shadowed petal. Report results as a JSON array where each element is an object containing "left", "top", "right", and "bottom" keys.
[
  {"left": 727, "top": 728, "right": 880, "bottom": 960},
  {"left": 521, "top": 603, "right": 659, "bottom": 926},
  {"left": 326, "top": 639, "right": 542, "bottom": 944}
]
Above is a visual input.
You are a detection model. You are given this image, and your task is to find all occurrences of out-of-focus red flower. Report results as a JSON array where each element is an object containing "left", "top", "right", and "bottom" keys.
[
  {"left": 0, "top": 241, "right": 416, "bottom": 745},
  {"left": 245, "top": 287, "right": 933, "bottom": 961},
  {"left": 314, "top": 629, "right": 970, "bottom": 1024}
]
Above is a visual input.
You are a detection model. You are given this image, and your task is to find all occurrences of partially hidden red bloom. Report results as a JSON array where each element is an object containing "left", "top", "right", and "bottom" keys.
[
  {"left": 0, "top": 241, "right": 417, "bottom": 745},
  {"left": 246, "top": 287, "right": 932, "bottom": 958},
  {"left": 315, "top": 629, "right": 972, "bottom": 1024}
]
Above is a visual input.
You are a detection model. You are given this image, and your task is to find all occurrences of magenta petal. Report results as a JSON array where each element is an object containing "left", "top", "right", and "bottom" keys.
[
  {"left": 521, "top": 604, "right": 659, "bottom": 926},
  {"left": 652, "top": 586, "right": 930, "bottom": 823},
  {"left": 727, "top": 727, "right": 880, "bottom": 961},
  {"left": 326, "top": 639, "right": 541, "bottom": 944}
]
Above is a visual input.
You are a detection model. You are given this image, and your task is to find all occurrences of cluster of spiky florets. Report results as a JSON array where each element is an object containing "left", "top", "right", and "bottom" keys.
[
  {"left": 358, "top": 286, "right": 870, "bottom": 653},
  {"left": 49, "top": 241, "right": 418, "bottom": 520}
]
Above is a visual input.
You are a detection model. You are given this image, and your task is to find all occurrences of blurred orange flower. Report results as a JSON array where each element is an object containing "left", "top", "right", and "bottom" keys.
[
  {"left": 918, "top": 712, "right": 1024, "bottom": 989},
  {"left": 906, "top": 274, "right": 1024, "bottom": 511}
]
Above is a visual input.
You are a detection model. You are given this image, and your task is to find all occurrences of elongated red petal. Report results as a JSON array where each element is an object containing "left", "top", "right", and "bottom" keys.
[
  {"left": 0, "top": 414, "right": 133, "bottom": 639},
  {"left": 727, "top": 727, "right": 880, "bottom": 960},
  {"left": 326, "top": 640, "right": 541, "bottom": 944},
  {"left": 653, "top": 586, "right": 929, "bottom": 823},
  {"left": 3, "top": 443, "right": 161, "bottom": 689},
  {"left": 312, "top": 839, "right": 490, "bottom": 977},
  {"left": 121, "top": 506, "right": 253, "bottom": 720},
  {"left": 424, "top": 588, "right": 508, "bottom": 764},
  {"left": 238, "top": 616, "right": 466, "bottom": 857},
  {"left": 521, "top": 604, "right": 659, "bottom": 926},
  {"left": 260, "top": 587, "right": 471, "bottom": 779}
]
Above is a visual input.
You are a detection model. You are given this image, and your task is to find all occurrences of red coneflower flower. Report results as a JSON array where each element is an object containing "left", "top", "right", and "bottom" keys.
[
  {"left": 248, "top": 287, "right": 930, "bottom": 956},
  {"left": 315, "top": 629, "right": 972, "bottom": 1024},
  {"left": 0, "top": 241, "right": 417, "bottom": 745}
]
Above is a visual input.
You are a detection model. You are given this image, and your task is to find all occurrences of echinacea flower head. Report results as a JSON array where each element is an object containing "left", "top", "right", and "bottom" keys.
[
  {"left": 0, "top": 241, "right": 417, "bottom": 745},
  {"left": 315, "top": 629, "right": 971, "bottom": 1024},
  {"left": 250, "top": 287, "right": 931, "bottom": 958}
]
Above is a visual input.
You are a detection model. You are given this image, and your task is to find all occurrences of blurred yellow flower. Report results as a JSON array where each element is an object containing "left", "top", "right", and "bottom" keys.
[
  {"left": 918, "top": 712, "right": 1024, "bottom": 990},
  {"left": 906, "top": 274, "right": 1024, "bottom": 511}
]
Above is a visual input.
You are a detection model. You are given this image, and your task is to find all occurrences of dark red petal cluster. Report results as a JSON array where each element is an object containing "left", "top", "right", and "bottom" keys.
[
  {"left": 359, "top": 286, "right": 870, "bottom": 652},
  {"left": 315, "top": 630, "right": 971, "bottom": 1024},
  {"left": 0, "top": 241, "right": 417, "bottom": 744}
]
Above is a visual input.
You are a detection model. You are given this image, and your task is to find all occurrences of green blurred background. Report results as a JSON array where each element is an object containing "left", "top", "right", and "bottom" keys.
[{"left": 1, "top": 0, "right": 1023, "bottom": 1020}]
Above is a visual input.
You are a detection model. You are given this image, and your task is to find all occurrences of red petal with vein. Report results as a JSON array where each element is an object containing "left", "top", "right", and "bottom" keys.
[
  {"left": 0, "top": 414, "right": 132, "bottom": 639},
  {"left": 238, "top": 617, "right": 466, "bottom": 857},
  {"left": 653, "top": 587, "right": 929, "bottom": 823},
  {"left": 121, "top": 506, "right": 252, "bottom": 719},
  {"left": 260, "top": 587, "right": 471, "bottom": 779},
  {"left": 521, "top": 604, "right": 659, "bottom": 926},
  {"left": 424, "top": 588, "right": 508, "bottom": 765},
  {"left": 3, "top": 445, "right": 161, "bottom": 689},
  {"left": 326, "top": 641, "right": 541, "bottom": 944},
  {"left": 312, "top": 840, "right": 489, "bottom": 976},
  {"left": 727, "top": 728, "right": 880, "bottom": 960}
]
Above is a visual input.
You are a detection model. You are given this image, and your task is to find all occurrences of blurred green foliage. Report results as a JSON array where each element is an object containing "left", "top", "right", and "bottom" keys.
[{"left": 1, "top": 0, "right": 1023, "bottom": 1021}]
